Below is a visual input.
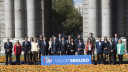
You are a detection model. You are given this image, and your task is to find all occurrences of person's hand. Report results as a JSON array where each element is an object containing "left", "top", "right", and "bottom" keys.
[
  {"left": 51, "top": 51, "right": 53, "bottom": 54},
  {"left": 71, "top": 50, "right": 74, "bottom": 52},
  {"left": 7, "top": 49, "right": 9, "bottom": 52},
  {"left": 111, "top": 50, "right": 113, "bottom": 52}
]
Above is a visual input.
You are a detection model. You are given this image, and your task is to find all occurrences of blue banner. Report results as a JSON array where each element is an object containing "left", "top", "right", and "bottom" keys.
[{"left": 41, "top": 55, "right": 91, "bottom": 65}]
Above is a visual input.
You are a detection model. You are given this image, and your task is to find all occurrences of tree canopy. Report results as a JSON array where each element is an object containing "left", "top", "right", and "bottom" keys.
[{"left": 52, "top": 0, "right": 82, "bottom": 36}]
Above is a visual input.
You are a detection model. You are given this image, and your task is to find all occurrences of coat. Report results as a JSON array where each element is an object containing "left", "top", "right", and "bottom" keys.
[
  {"left": 86, "top": 43, "right": 93, "bottom": 53},
  {"left": 96, "top": 41, "right": 104, "bottom": 53},
  {"left": 4, "top": 42, "right": 13, "bottom": 54},
  {"left": 117, "top": 43, "right": 125, "bottom": 55},
  {"left": 14, "top": 45, "right": 22, "bottom": 55}
]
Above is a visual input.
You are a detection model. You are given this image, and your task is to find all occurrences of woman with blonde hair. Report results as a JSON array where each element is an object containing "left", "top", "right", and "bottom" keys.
[
  {"left": 13, "top": 40, "right": 22, "bottom": 65},
  {"left": 31, "top": 37, "right": 39, "bottom": 65},
  {"left": 117, "top": 39, "right": 125, "bottom": 64}
]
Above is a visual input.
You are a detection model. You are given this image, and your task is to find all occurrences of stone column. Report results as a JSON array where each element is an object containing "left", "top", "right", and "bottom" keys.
[
  {"left": 116, "top": 0, "right": 125, "bottom": 37},
  {"left": 5, "top": 0, "right": 13, "bottom": 38},
  {"left": 83, "top": 0, "right": 98, "bottom": 41},
  {"left": 101, "top": 0, "right": 112, "bottom": 37},
  {"left": 26, "top": 0, "right": 35, "bottom": 37},
  {"left": 14, "top": 0, "right": 23, "bottom": 39},
  {"left": 41, "top": 0, "right": 44, "bottom": 36}
]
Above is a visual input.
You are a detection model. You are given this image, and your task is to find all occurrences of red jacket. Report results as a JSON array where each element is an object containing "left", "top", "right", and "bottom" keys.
[
  {"left": 86, "top": 43, "right": 93, "bottom": 53},
  {"left": 14, "top": 44, "right": 22, "bottom": 55}
]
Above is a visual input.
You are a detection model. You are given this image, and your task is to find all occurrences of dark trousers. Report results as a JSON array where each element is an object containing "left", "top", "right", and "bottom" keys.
[
  {"left": 5, "top": 53, "right": 12, "bottom": 65},
  {"left": 118, "top": 55, "right": 123, "bottom": 64},
  {"left": 24, "top": 53, "right": 29, "bottom": 64},
  {"left": 48, "top": 49, "right": 51, "bottom": 55},
  {"left": 78, "top": 51, "right": 84, "bottom": 55},
  {"left": 87, "top": 51, "right": 92, "bottom": 55},
  {"left": 16, "top": 55, "right": 20, "bottom": 65},
  {"left": 97, "top": 53, "right": 103, "bottom": 64},
  {"left": 29, "top": 51, "right": 33, "bottom": 61},
  {"left": 109, "top": 53, "right": 112, "bottom": 64},
  {"left": 33, "top": 51, "right": 38, "bottom": 65},
  {"left": 39, "top": 51, "right": 41, "bottom": 60}
]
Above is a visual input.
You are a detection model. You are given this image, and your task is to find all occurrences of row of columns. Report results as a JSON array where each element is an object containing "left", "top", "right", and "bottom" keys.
[
  {"left": 5, "top": 0, "right": 44, "bottom": 39},
  {"left": 85, "top": 0, "right": 124, "bottom": 38}
]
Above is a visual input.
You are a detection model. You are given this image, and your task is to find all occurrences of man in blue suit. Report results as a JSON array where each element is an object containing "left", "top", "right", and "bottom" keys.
[
  {"left": 51, "top": 37, "right": 59, "bottom": 55},
  {"left": 113, "top": 34, "right": 119, "bottom": 62},
  {"left": 59, "top": 37, "right": 67, "bottom": 55},
  {"left": 96, "top": 37, "right": 104, "bottom": 64},
  {"left": 22, "top": 37, "right": 31, "bottom": 64},
  {"left": 77, "top": 39, "right": 85, "bottom": 55}
]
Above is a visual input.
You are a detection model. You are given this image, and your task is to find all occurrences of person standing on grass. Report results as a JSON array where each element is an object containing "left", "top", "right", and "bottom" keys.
[
  {"left": 77, "top": 39, "right": 85, "bottom": 55},
  {"left": 14, "top": 40, "right": 22, "bottom": 65},
  {"left": 117, "top": 39, "right": 125, "bottom": 64},
  {"left": 4, "top": 38, "right": 13, "bottom": 65},
  {"left": 38, "top": 34, "right": 43, "bottom": 60},
  {"left": 22, "top": 37, "right": 31, "bottom": 64},
  {"left": 87, "top": 33, "right": 96, "bottom": 61},
  {"left": 31, "top": 37, "right": 39, "bottom": 65},
  {"left": 29, "top": 37, "right": 33, "bottom": 61},
  {"left": 96, "top": 37, "right": 104, "bottom": 64},
  {"left": 107, "top": 37, "right": 116, "bottom": 64},
  {"left": 86, "top": 39, "right": 93, "bottom": 55}
]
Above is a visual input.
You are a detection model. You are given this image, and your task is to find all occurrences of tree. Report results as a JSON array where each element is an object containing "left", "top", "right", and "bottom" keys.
[{"left": 52, "top": 0, "right": 82, "bottom": 36}]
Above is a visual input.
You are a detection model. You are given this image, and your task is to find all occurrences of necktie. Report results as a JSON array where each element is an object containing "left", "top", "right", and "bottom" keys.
[{"left": 7, "top": 42, "right": 9, "bottom": 46}]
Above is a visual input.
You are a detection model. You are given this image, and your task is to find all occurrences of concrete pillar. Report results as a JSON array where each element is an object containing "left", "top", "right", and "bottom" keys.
[
  {"left": 5, "top": 0, "right": 13, "bottom": 38},
  {"left": 26, "top": 0, "right": 35, "bottom": 37},
  {"left": 101, "top": 0, "right": 112, "bottom": 37},
  {"left": 41, "top": 0, "right": 44, "bottom": 36},
  {"left": 116, "top": 0, "right": 125, "bottom": 37},
  {"left": 88, "top": 0, "right": 98, "bottom": 37},
  {"left": 83, "top": 0, "right": 98, "bottom": 41},
  {"left": 14, "top": 0, "right": 23, "bottom": 39}
]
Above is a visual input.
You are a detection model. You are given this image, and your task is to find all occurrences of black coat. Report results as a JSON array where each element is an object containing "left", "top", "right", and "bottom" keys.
[
  {"left": 59, "top": 41, "right": 67, "bottom": 53},
  {"left": 4, "top": 42, "right": 13, "bottom": 54},
  {"left": 107, "top": 41, "right": 116, "bottom": 54},
  {"left": 22, "top": 41, "right": 31, "bottom": 53}
]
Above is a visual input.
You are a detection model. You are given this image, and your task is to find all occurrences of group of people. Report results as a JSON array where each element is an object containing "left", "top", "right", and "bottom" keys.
[{"left": 4, "top": 33, "right": 126, "bottom": 65}]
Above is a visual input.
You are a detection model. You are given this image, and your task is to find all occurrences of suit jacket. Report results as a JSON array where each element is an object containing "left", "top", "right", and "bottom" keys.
[
  {"left": 4, "top": 42, "right": 13, "bottom": 54},
  {"left": 113, "top": 37, "right": 119, "bottom": 45},
  {"left": 96, "top": 41, "right": 104, "bottom": 53},
  {"left": 75, "top": 38, "right": 83, "bottom": 44},
  {"left": 107, "top": 41, "right": 116, "bottom": 54},
  {"left": 77, "top": 42, "right": 85, "bottom": 51},
  {"left": 22, "top": 41, "right": 31, "bottom": 53},
  {"left": 69, "top": 43, "right": 76, "bottom": 51},
  {"left": 39, "top": 40, "right": 49, "bottom": 54},
  {"left": 59, "top": 41, "right": 67, "bottom": 52},
  {"left": 14, "top": 44, "right": 22, "bottom": 55},
  {"left": 51, "top": 41, "right": 59, "bottom": 54}
]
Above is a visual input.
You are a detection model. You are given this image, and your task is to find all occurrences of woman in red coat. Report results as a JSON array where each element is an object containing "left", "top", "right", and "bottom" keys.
[
  {"left": 86, "top": 39, "right": 93, "bottom": 55},
  {"left": 14, "top": 40, "right": 22, "bottom": 65}
]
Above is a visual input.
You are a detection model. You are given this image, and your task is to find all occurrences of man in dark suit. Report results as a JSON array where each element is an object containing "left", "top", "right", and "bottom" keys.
[
  {"left": 51, "top": 37, "right": 59, "bottom": 55},
  {"left": 96, "top": 37, "right": 104, "bottom": 64},
  {"left": 75, "top": 34, "right": 83, "bottom": 44},
  {"left": 77, "top": 39, "right": 85, "bottom": 55},
  {"left": 108, "top": 37, "right": 116, "bottom": 64},
  {"left": 57, "top": 34, "right": 62, "bottom": 55},
  {"left": 4, "top": 38, "right": 13, "bottom": 65},
  {"left": 113, "top": 34, "right": 119, "bottom": 62},
  {"left": 22, "top": 37, "right": 31, "bottom": 64},
  {"left": 43, "top": 37, "right": 49, "bottom": 55},
  {"left": 59, "top": 37, "right": 67, "bottom": 55}
]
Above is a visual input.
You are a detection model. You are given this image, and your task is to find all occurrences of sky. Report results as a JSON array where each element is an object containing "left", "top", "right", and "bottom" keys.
[{"left": 73, "top": 0, "right": 83, "bottom": 4}]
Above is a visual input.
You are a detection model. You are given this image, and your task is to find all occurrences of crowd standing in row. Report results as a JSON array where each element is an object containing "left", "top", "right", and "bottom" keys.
[{"left": 4, "top": 33, "right": 126, "bottom": 65}]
